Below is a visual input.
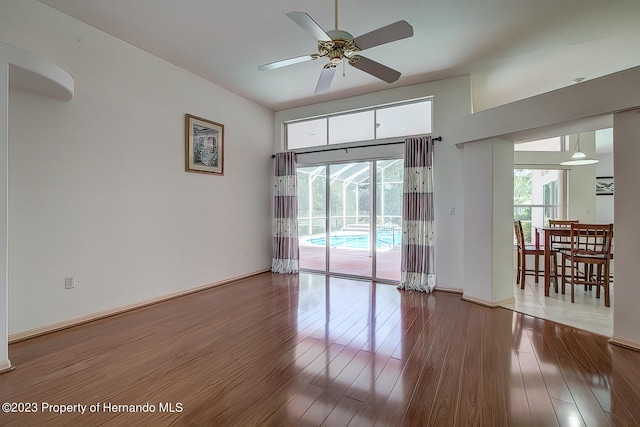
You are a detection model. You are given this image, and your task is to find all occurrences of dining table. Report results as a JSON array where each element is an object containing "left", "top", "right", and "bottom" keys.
[{"left": 534, "top": 226, "right": 571, "bottom": 297}]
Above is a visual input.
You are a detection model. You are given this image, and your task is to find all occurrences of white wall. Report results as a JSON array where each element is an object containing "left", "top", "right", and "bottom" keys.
[
  {"left": 275, "top": 76, "right": 472, "bottom": 290},
  {"left": 612, "top": 109, "right": 640, "bottom": 348},
  {"left": 566, "top": 133, "right": 598, "bottom": 222},
  {"left": 1, "top": 0, "right": 274, "bottom": 335}
]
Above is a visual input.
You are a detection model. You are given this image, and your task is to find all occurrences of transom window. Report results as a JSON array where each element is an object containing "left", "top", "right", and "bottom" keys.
[{"left": 286, "top": 98, "right": 432, "bottom": 150}]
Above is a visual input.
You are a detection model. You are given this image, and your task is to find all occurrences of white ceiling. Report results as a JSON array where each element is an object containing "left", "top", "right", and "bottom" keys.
[{"left": 38, "top": 0, "right": 640, "bottom": 112}]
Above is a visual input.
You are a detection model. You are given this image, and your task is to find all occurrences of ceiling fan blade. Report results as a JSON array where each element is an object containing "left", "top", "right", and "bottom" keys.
[
  {"left": 315, "top": 66, "right": 336, "bottom": 94},
  {"left": 352, "top": 20, "right": 413, "bottom": 51},
  {"left": 286, "top": 11, "right": 332, "bottom": 42},
  {"left": 350, "top": 56, "right": 401, "bottom": 83},
  {"left": 258, "top": 54, "right": 318, "bottom": 71}
]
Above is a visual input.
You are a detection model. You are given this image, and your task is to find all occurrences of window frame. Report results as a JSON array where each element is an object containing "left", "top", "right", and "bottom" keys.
[
  {"left": 284, "top": 97, "right": 433, "bottom": 151},
  {"left": 514, "top": 167, "right": 568, "bottom": 243}
]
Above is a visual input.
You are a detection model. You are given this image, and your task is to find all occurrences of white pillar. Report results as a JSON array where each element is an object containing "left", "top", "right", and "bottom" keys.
[
  {"left": 462, "top": 138, "right": 514, "bottom": 306},
  {"left": 0, "top": 60, "right": 10, "bottom": 372},
  {"left": 611, "top": 109, "right": 640, "bottom": 350}
]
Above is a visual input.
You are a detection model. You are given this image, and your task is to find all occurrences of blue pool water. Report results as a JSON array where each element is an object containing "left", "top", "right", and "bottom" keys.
[{"left": 307, "top": 231, "right": 402, "bottom": 249}]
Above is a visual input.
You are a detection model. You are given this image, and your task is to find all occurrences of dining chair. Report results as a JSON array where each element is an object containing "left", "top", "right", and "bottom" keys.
[
  {"left": 548, "top": 219, "right": 579, "bottom": 229},
  {"left": 514, "top": 220, "right": 545, "bottom": 289},
  {"left": 560, "top": 223, "right": 613, "bottom": 307},
  {"left": 548, "top": 219, "right": 579, "bottom": 291}
]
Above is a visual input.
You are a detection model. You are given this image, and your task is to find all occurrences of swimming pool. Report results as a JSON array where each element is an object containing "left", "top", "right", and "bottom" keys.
[{"left": 306, "top": 231, "right": 402, "bottom": 249}]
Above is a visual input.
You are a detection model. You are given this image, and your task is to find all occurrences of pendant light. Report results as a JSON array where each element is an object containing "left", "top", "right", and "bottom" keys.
[{"left": 560, "top": 133, "right": 599, "bottom": 166}]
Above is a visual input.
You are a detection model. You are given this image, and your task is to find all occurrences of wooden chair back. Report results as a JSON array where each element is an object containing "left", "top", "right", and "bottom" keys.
[
  {"left": 514, "top": 220, "right": 525, "bottom": 250},
  {"left": 569, "top": 223, "right": 613, "bottom": 257},
  {"left": 549, "top": 219, "right": 579, "bottom": 247},
  {"left": 549, "top": 219, "right": 579, "bottom": 227}
]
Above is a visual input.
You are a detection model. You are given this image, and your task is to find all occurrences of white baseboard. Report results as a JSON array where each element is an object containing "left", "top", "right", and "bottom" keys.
[
  {"left": 461, "top": 294, "right": 515, "bottom": 308},
  {"left": 609, "top": 336, "right": 640, "bottom": 352},
  {"left": 9, "top": 269, "right": 271, "bottom": 344},
  {"left": 0, "top": 359, "right": 13, "bottom": 374},
  {"left": 433, "top": 286, "right": 463, "bottom": 295}
]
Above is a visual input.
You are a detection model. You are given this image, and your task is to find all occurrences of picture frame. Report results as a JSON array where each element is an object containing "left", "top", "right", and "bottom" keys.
[
  {"left": 596, "top": 176, "right": 614, "bottom": 195},
  {"left": 185, "top": 114, "right": 224, "bottom": 175}
]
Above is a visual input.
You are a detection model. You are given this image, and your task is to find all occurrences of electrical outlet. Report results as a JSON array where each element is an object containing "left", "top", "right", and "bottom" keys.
[
  {"left": 64, "top": 276, "right": 75, "bottom": 289},
  {"left": 448, "top": 206, "right": 455, "bottom": 215}
]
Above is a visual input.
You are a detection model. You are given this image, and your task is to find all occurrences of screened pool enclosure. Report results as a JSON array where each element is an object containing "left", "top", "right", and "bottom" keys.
[{"left": 297, "top": 159, "right": 404, "bottom": 281}]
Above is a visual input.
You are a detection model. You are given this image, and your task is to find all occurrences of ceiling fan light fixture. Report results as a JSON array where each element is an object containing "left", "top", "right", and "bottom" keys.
[{"left": 258, "top": 1, "right": 413, "bottom": 94}]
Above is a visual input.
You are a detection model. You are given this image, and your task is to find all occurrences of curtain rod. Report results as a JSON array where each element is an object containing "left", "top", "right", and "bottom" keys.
[{"left": 271, "top": 136, "right": 442, "bottom": 158}]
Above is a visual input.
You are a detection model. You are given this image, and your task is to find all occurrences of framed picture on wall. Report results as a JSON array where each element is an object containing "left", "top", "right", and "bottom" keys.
[
  {"left": 185, "top": 114, "right": 224, "bottom": 175},
  {"left": 596, "top": 176, "right": 614, "bottom": 195}
]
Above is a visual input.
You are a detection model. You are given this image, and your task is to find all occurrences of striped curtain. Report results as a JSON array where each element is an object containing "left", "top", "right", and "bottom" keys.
[
  {"left": 272, "top": 152, "right": 299, "bottom": 274},
  {"left": 398, "top": 136, "right": 436, "bottom": 292}
]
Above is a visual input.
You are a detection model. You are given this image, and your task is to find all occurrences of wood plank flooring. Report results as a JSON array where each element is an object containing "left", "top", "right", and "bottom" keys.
[{"left": 1, "top": 272, "right": 639, "bottom": 426}]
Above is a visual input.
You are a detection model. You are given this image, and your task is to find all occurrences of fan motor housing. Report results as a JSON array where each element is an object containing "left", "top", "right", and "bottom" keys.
[
  {"left": 319, "top": 30, "right": 358, "bottom": 64},
  {"left": 327, "top": 29, "right": 353, "bottom": 40}
]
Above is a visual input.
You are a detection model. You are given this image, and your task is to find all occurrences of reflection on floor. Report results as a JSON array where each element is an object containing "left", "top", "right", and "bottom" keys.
[
  {"left": 299, "top": 245, "right": 401, "bottom": 281},
  {"left": 502, "top": 275, "right": 613, "bottom": 337}
]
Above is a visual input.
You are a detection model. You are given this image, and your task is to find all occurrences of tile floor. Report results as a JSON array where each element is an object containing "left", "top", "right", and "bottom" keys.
[{"left": 502, "top": 274, "right": 613, "bottom": 337}]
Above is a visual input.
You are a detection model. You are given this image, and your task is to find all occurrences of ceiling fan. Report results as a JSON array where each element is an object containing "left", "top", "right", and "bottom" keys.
[{"left": 258, "top": 0, "right": 413, "bottom": 94}]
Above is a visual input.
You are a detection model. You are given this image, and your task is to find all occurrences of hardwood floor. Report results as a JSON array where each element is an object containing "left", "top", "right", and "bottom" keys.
[
  {"left": 299, "top": 245, "right": 401, "bottom": 282},
  {"left": 1, "top": 272, "right": 639, "bottom": 426}
]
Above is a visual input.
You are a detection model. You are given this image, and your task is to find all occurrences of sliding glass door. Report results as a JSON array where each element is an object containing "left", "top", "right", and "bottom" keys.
[
  {"left": 375, "top": 160, "right": 403, "bottom": 281},
  {"left": 329, "top": 162, "right": 372, "bottom": 276},
  {"left": 297, "top": 165, "right": 327, "bottom": 272},
  {"left": 297, "top": 159, "right": 402, "bottom": 282}
]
